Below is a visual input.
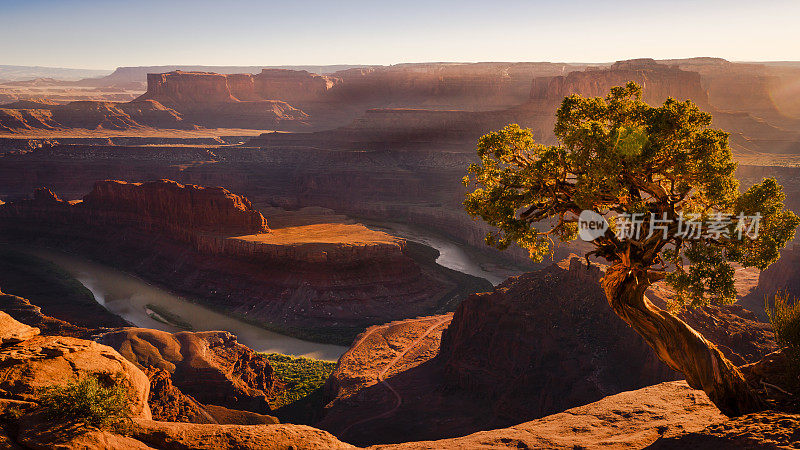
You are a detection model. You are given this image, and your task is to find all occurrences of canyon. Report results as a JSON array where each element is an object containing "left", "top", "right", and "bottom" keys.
[
  {"left": 0, "top": 257, "right": 794, "bottom": 449},
  {"left": 2, "top": 56, "right": 800, "bottom": 449},
  {"left": 0, "top": 179, "right": 490, "bottom": 344},
  {"left": 316, "top": 256, "right": 778, "bottom": 446}
]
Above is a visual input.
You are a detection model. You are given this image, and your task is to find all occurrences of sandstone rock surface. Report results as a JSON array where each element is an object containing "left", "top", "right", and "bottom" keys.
[
  {"left": 130, "top": 420, "right": 354, "bottom": 450},
  {"left": 0, "top": 334, "right": 151, "bottom": 420},
  {"left": 439, "top": 257, "right": 679, "bottom": 423},
  {"left": 0, "top": 290, "right": 91, "bottom": 338},
  {"left": 81, "top": 179, "right": 269, "bottom": 236},
  {"left": 375, "top": 381, "right": 726, "bottom": 449},
  {"left": 0, "top": 311, "right": 39, "bottom": 346},
  {"left": 143, "top": 367, "right": 218, "bottom": 424},
  {"left": 98, "top": 328, "right": 280, "bottom": 414},
  {"left": 649, "top": 411, "right": 800, "bottom": 449},
  {"left": 320, "top": 256, "right": 775, "bottom": 445}
]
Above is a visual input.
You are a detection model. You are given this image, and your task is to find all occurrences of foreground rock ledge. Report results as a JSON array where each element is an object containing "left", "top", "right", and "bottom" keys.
[
  {"left": 373, "top": 381, "right": 725, "bottom": 449},
  {"left": 0, "top": 332, "right": 152, "bottom": 420}
]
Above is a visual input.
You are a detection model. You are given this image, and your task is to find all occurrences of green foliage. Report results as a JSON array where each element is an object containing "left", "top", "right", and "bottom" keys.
[
  {"left": 767, "top": 291, "right": 800, "bottom": 360},
  {"left": 38, "top": 373, "right": 132, "bottom": 428},
  {"left": 464, "top": 82, "right": 800, "bottom": 307},
  {"left": 262, "top": 353, "right": 336, "bottom": 409}
]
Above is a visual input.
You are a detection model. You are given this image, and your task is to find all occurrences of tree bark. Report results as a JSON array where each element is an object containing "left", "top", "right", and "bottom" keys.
[{"left": 601, "top": 263, "right": 765, "bottom": 416}]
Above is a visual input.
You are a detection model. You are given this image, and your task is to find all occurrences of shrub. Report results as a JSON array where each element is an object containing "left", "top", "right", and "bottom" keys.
[
  {"left": 766, "top": 290, "right": 800, "bottom": 360},
  {"left": 262, "top": 353, "right": 336, "bottom": 409},
  {"left": 38, "top": 372, "right": 132, "bottom": 428}
]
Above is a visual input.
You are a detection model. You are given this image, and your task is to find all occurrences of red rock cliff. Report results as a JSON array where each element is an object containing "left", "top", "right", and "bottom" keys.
[
  {"left": 141, "top": 71, "right": 238, "bottom": 104},
  {"left": 138, "top": 69, "right": 336, "bottom": 105},
  {"left": 81, "top": 179, "right": 269, "bottom": 236},
  {"left": 438, "top": 255, "right": 774, "bottom": 422},
  {"left": 438, "top": 257, "right": 678, "bottom": 421},
  {"left": 531, "top": 59, "right": 710, "bottom": 107},
  {"left": 253, "top": 69, "right": 337, "bottom": 104}
]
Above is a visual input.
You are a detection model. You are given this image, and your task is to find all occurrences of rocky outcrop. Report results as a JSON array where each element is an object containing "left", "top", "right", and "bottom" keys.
[
  {"left": 0, "top": 316, "right": 151, "bottom": 420},
  {"left": 440, "top": 257, "right": 776, "bottom": 422},
  {"left": 0, "top": 310, "right": 39, "bottom": 345},
  {"left": 82, "top": 179, "right": 269, "bottom": 236},
  {"left": 133, "top": 71, "right": 311, "bottom": 130},
  {"left": 139, "top": 69, "right": 337, "bottom": 106},
  {"left": 144, "top": 367, "right": 218, "bottom": 424},
  {"left": 380, "top": 381, "right": 726, "bottom": 450},
  {"left": 319, "top": 256, "right": 776, "bottom": 445},
  {"left": 649, "top": 411, "right": 800, "bottom": 449},
  {"left": 253, "top": 69, "right": 338, "bottom": 104},
  {"left": 528, "top": 59, "right": 800, "bottom": 153},
  {"left": 129, "top": 420, "right": 354, "bottom": 449},
  {"left": 97, "top": 328, "right": 281, "bottom": 414},
  {"left": 0, "top": 108, "right": 59, "bottom": 132},
  {"left": 329, "top": 62, "right": 576, "bottom": 110},
  {"left": 0, "top": 179, "right": 269, "bottom": 244},
  {"left": 0, "top": 290, "right": 91, "bottom": 338},
  {"left": 141, "top": 72, "right": 239, "bottom": 104},
  {"left": 439, "top": 257, "right": 679, "bottom": 423},
  {"left": 0, "top": 100, "right": 189, "bottom": 132}
]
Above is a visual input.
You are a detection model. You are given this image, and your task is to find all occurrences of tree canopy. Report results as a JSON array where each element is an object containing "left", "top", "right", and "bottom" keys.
[{"left": 464, "top": 82, "right": 799, "bottom": 308}]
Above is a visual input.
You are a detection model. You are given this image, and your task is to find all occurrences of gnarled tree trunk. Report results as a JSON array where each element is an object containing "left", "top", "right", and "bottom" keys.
[{"left": 601, "top": 263, "right": 765, "bottom": 416}]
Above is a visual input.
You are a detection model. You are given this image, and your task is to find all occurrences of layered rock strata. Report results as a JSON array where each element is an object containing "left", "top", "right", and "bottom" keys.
[
  {"left": 0, "top": 180, "right": 488, "bottom": 341},
  {"left": 319, "top": 256, "right": 776, "bottom": 445}
]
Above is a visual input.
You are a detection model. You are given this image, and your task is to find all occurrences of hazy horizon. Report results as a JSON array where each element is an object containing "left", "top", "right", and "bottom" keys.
[{"left": 2, "top": 0, "right": 799, "bottom": 70}]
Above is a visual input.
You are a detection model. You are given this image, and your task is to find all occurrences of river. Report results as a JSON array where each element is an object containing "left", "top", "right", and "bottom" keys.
[
  {"left": 18, "top": 225, "right": 518, "bottom": 362},
  {"left": 24, "top": 247, "right": 349, "bottom": 361},
  {"left": 366, "top": 221, "right": 520, "bottom": 286}
]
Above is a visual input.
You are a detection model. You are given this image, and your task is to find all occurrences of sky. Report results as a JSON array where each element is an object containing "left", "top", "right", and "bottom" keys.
[{"left": 1, "top": 0, "right": 799, "bottom": 70}]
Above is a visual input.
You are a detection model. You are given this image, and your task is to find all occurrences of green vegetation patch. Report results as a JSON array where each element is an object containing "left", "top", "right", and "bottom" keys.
[
  {"left": 38, "top": 372, "right": 132, "bottom": 429},
  {"left": 263, "top": 353, "right": 336, "bottom": 410},
  {"left": 767, "top": 291, "right": 800, "bottom": 363}
]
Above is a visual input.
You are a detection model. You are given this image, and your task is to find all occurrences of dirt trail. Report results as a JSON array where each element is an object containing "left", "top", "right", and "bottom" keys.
[{"left": 339, "top": 316, "right": 451, "bottom": 438}]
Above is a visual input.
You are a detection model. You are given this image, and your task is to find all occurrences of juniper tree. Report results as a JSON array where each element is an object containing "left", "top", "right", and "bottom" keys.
[{"left": 463, "top": 82, "right": 799, "bottom": 416}]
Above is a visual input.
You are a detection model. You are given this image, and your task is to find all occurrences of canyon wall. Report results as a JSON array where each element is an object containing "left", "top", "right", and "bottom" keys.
[
  {"left": 139, "top": 69, "right": 338, "bottom": 106},
  {"left": 0, "top": 99, "right": 189, "bottom": 131},
  {"left": 0, "top": 179, "right": 491, "bottom": 343},
  {"left": 132, "top": 71, "right": 312, "bottom": 129},
  {"left": 98, "top": 328, "right": 282, "bottom": 414},
  {"left": 141, "top": 72, "right": 238, "bottom": 104},
  {"left": 439, "top": 257, "right": 679, "bottom": 422},
  {"left": 527, "top": 59, "right": 800, "bottom": 153},
  {"left": 81, "top": 179, "right": 269, "bottom": 237},
  {"left": 531, "top": 58, "right": 710, "bottom": 107},
  {"left": 317, "top": 256, "right": 774, "bottom": 445},
  {"left": 439, "top": 256, "right": 776, "bottom": 423},
  {"left": 5, "top": 144, "right": 797, "bottom": 272},
  {"left": 328, "top": 62, "right": 577, "bottom": 110}
]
